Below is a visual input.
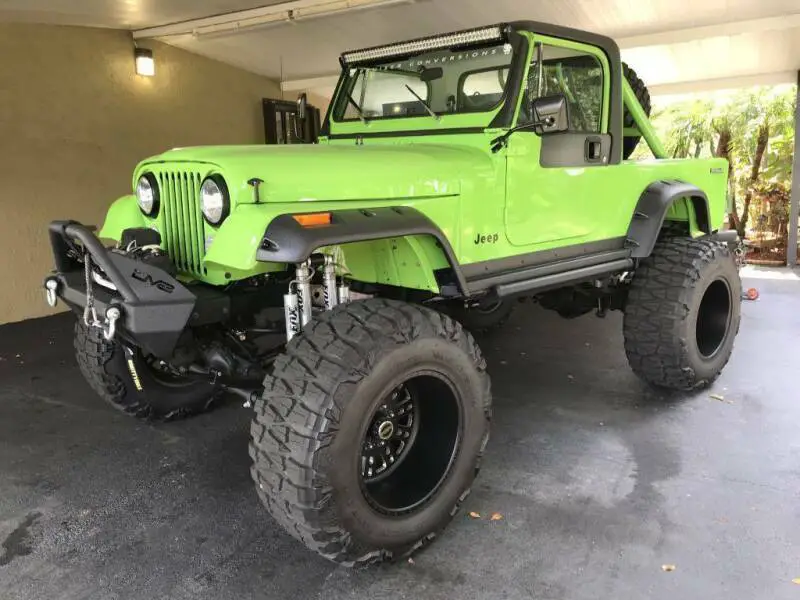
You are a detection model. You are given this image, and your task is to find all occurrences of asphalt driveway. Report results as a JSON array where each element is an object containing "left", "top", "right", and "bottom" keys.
[{"left": 1, "top": 266, "right": 798, "bottom": 600}]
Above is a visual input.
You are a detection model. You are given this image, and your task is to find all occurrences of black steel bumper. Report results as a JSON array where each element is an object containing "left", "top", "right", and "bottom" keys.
[{"left": 44, "top": 221, "right": 197, "bottom": 358}]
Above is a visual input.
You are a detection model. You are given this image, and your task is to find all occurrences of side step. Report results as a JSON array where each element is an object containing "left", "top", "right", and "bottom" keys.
[
  {"left": 466, "top": 249, "right": 633, "bottom": 297},
  {"left": 494, "top": 258, "right": 633, "bottom": 297}
]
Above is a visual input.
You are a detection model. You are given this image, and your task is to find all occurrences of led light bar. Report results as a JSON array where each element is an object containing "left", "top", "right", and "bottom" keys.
[{"left": 341, "top": 24, "right": 509, "bottom": 65}]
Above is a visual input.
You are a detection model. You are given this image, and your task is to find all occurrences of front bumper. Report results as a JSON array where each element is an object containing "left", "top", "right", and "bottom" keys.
[{"left": 44, "top": 221, "right": 196, "bottom": 358}]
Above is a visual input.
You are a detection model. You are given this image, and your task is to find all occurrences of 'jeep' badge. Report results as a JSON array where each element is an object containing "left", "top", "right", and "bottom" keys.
[{"left": 474, "top": 232, "right": 499, "bottom": 245}]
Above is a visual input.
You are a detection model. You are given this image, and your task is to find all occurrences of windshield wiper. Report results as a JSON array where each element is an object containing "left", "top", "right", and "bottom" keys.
[
  {"left": 404, "top": 85, "right": 440, "bottom": 121},
  {"left": 347, "top": 93, "right": 367, "bottom": 124}
]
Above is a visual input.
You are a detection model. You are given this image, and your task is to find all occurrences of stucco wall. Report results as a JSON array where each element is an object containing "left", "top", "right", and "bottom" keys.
[{"left": 0, "top": 24, "right": 281, "bottom": 324}]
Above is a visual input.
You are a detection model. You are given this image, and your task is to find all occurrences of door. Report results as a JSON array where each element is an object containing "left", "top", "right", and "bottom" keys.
[{"left": 504, "top": 39, "right": 611, "bottom": 247}]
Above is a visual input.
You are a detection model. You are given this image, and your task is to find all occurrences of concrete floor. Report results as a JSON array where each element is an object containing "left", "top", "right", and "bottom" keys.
[{"left": 1, "top": 266, "right": 798, "bottom": 600}]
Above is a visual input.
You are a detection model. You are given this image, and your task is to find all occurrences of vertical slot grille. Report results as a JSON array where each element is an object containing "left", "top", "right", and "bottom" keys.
[{"left": 157, "top": 171, "right": 205, "bottom": 276}]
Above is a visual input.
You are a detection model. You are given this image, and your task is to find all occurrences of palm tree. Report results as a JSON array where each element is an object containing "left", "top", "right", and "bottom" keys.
[{"left": 653, "top": 86, "right": 796, "bottom": 240}]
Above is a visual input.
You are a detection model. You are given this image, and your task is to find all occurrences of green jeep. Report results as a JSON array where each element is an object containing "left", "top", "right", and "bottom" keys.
[{"left": 44, "top": 21, "right": 741, "bottom": 565}]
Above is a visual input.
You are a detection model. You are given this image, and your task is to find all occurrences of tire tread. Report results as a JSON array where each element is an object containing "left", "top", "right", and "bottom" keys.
[
  {"left": 623, "top": 237, "right": 740, "bottom": 390},
  {"left": 73, "top": 320, "right": 218, "bottom": 421},
  {"left": 250, "top": 298, "right": 490, "bottom": 566}
]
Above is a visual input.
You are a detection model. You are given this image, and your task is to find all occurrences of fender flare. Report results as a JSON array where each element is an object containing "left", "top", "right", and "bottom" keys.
[
  {"left": 626, "top": 180, "right": 711, "bottom": 258},
  {"left": 256, "top": 206, "right": 468, "bottom": 296}
]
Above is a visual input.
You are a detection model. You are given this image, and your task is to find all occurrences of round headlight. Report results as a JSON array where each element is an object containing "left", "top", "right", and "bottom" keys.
[
  {"left": 200, "top": 175, "right": 230, "bottom": 226},
  {"left": 136, "top": 173, "right": 159, "bottom": 216}
]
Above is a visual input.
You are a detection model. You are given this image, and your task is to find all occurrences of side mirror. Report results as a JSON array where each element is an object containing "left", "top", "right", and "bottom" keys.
[
  {"left": 296, "top": 93, "right": 308, "bottom": 122},
  {"left": 532, "top": 94, "right": 569, "bottom": 134}
]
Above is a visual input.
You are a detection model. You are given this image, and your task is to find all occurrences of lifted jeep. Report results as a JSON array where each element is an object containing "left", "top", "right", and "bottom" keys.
[{"left": 44, "top": 21, "right": 740, "bottom": 565}]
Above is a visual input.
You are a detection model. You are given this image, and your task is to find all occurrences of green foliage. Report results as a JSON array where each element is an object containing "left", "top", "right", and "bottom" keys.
[{"left": 637, "top": 85, "right": 796, "bottom": 237}]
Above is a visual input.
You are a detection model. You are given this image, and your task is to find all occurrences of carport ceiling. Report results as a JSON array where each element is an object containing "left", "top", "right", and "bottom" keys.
[{"left": 2, "top": 0, "right": 800, "bottom": 96}]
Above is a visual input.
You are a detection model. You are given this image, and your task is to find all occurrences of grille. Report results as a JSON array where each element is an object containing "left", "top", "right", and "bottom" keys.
[{"left": 156, "top": 171, "right": 206, "bottom": 276}]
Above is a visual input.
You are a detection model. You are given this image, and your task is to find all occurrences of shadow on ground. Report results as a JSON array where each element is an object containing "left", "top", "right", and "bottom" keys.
[{"left": 1, "top": 267, "right": 798, "bottom": 600}]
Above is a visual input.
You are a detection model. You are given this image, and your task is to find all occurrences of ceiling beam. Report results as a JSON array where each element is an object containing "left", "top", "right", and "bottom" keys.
[
  {"left": 648, "top": 70, "right": 797, "bottom": 96},
  {"left": 132, "top": 0, "right": 412, "bottom": 39},
  {"left": 281, "top": 75, "right": 340, "bottom": 92},
  {"left": 271, "top": 12, "right": 800, "bottom": 95},
  {"left": 617, "top": 13, "right": 800, "bottom": 49}
]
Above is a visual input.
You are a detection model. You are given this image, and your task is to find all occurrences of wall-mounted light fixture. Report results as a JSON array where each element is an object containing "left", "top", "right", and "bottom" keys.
[{"left": 134, "top": 47, "right": 155, "bottom": 77}]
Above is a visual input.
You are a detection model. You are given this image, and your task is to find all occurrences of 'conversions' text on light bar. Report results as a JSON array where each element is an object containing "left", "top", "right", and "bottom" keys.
[{"left": 341, "top": 25, "right": 509, "bottom": 65}]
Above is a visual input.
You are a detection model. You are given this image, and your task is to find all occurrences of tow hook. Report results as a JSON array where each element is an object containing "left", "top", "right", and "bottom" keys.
[
  {"left": 45, "top": 278, "right": 59, "bottom": 307},
  {"left": 103, "top": 306, "right": 121, "bottom": 341}
]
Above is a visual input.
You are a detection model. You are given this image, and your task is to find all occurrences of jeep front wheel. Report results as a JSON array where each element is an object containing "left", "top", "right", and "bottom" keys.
[
  {"left": 74, "top": 320, "right": 221, "bottom": 420},
  {"left": 623, "top": 237, "right": 741, "bottom": 390},
  {"left": 250, "top": 299, "right": 491, "bottom": 565}
]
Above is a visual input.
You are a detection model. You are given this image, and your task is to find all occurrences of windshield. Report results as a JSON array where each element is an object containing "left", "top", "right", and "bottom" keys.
[{"left": 334, "top": 42, "right": 515, "bottom": 122}]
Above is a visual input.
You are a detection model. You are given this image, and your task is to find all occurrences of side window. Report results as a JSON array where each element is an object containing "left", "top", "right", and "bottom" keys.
[
  {"left": 520, "top": 44, "right": 604, "bottom": 133},
  {"left": 459, "top": 68, "right": 510, "bottom": 112}
]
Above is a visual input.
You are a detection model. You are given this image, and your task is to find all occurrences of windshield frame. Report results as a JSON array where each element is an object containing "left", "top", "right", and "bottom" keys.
[{"left": 325, "top": 31, "right": 529, "bottom": 135}]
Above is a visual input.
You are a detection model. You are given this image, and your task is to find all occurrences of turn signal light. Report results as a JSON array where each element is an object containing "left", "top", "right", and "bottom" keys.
[{"left": 293, "top": 212, "right": 332, "bottom": 227}]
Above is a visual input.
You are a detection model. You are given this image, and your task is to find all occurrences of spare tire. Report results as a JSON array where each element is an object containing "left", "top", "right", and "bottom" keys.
[{"left": 622, "top": 63, "right": 651, "bottom": 159}]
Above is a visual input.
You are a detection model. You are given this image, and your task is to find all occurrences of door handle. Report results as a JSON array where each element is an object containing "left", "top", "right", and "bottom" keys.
[{"left": 585, "top": 137, "right": 603, "bottom": 163}]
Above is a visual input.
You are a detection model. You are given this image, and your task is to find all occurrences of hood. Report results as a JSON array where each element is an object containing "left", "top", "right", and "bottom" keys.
[{"left": 141, "top": 143, "right": 495, "bottom": 203}]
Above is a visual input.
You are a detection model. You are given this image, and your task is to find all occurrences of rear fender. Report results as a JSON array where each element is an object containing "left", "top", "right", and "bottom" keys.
[{"left": 626, "top": 180, "right": 712, "bottom": 258}]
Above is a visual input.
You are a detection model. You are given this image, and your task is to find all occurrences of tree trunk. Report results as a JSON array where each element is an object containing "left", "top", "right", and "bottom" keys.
[
  {"left": 736, "top": 122, "right": 770, "bottom": 238},
  {"left": 714, "top": 127, "right": 738, "bottom": 229}
]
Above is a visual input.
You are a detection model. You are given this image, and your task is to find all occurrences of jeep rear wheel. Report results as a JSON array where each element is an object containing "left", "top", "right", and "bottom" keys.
[
  {"left": 250, "top": 299, "right": 491, "bottom": 565},
  {"left": 623, "top": 238, "right": 741, "bottom": 390},
  {"left": 74, "top": 320, "right": 220, "bottom": 420}
]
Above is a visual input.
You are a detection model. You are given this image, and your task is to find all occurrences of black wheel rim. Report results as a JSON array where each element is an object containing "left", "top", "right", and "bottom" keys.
[
  {"left": 361, "top": 385, "right": 420, "bottom": 483},
  {"left": 696, "top": 278, "right": 733, "bottom": 359},
  {"left": 360, "top": 373, "right": 461, "bottom": 515}
]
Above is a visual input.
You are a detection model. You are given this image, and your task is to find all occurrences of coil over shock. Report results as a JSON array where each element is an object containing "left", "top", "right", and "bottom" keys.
[{"left": 283, "top": 255, "right": 350, "bottom": 342}]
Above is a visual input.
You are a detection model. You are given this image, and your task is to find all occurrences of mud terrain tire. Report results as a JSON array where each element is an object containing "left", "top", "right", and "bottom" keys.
[
  {"left": 250, "top": 299, "right": 491, "bottom": 566},
  {"left": 623, "top": 238, "right": 741, "bottom": 390},
  {"left": 74, "top": 320, "right": 220, "bottom": 420}
]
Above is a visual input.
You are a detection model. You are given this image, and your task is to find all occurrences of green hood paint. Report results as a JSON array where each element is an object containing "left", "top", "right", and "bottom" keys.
[
  {"left": 138, "top": 143, "right": 496, "bottom": 204},
  {"left": 100, "top": 26, "right": 729, "bottom": 294}
]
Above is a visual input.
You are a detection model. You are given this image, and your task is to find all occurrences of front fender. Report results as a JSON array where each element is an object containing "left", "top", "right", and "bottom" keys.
[
  {"left": 98, "top": 195, "right": 145, "bottom": 241},
  {"left": 203, "top": 205, "right": 280, "bottom": 271},
  {"left": 256, "top": 206, "right": 466, "bottom": 295}
]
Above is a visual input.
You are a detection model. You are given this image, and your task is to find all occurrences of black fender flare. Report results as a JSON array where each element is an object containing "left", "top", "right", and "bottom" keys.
[
  {"left": 626, "top": 180, "right": 712, "bottom": 258},
  {"left": 256, "top": 206, "right": 468, "bottom": 296}
]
